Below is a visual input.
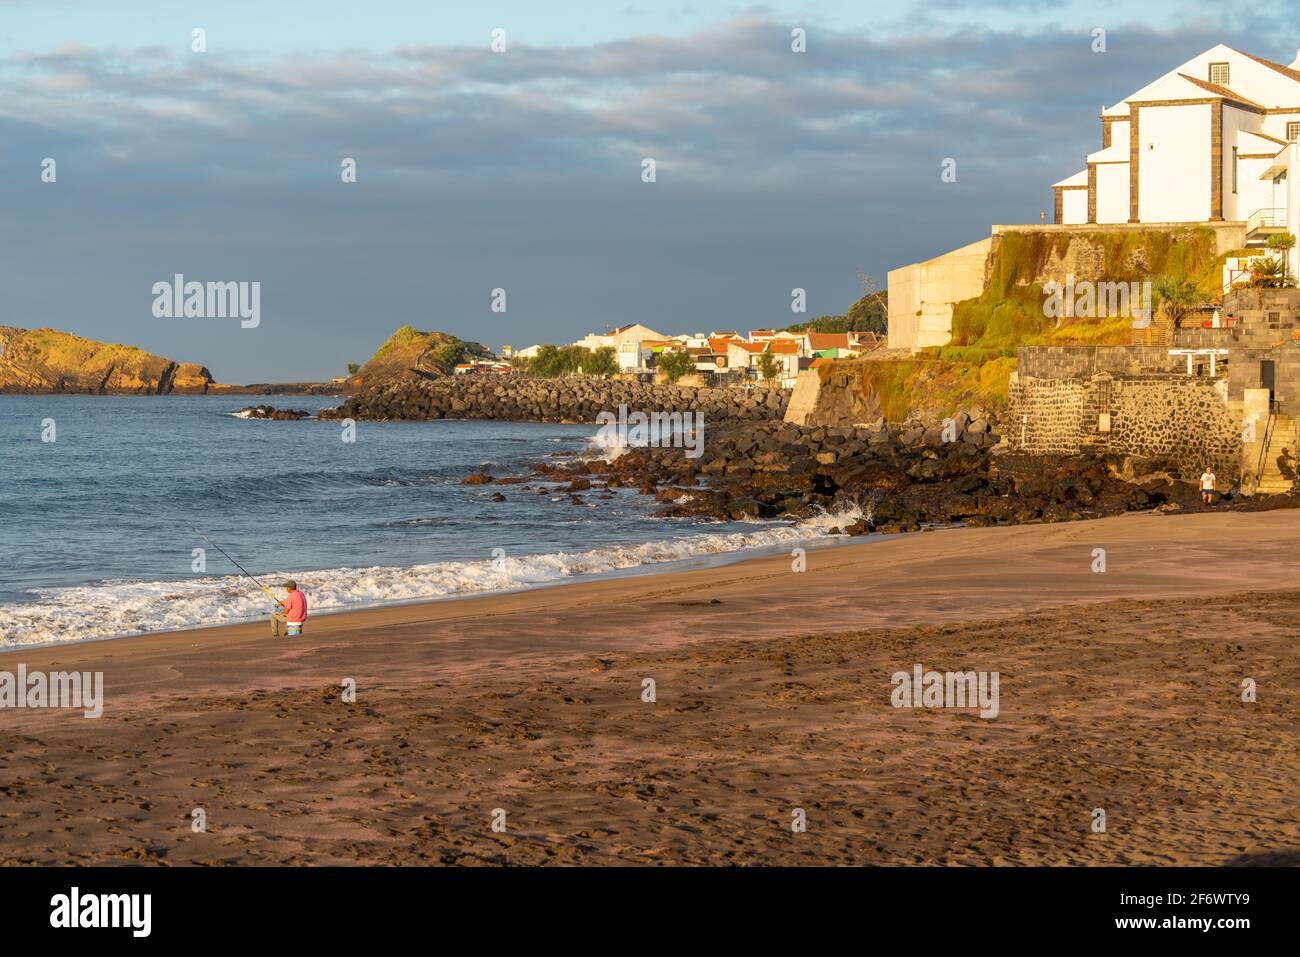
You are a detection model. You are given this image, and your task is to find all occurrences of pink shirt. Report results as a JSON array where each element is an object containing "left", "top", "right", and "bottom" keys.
[{"left": 283, "top": 590, "right": 307, "bottom": 622}]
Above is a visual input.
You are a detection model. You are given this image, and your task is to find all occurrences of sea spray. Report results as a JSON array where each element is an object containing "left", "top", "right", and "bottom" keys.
[{"left": 0, "top": 507, "right": 866, "bottom": 647}]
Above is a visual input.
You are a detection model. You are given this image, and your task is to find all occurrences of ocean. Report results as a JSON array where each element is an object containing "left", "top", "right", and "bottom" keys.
[{"left": 0, "top": 394, "right": 858, "bottom": 647}]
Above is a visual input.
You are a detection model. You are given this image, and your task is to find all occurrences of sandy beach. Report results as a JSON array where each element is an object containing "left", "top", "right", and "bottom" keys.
[{"left": 2, "top": 509, "right": 1297, "bottom": 866}]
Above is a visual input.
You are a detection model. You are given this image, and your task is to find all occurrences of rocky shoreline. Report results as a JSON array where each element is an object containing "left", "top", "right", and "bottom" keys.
[
  {"left": 317, "top": 373, "right": 788, "bottom": 423},
  {"left": 461, "top": 414, "right": 1299, "bottom": 533}
]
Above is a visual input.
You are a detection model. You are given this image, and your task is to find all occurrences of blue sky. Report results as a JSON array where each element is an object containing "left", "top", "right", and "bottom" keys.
[{"left": 1, "top": 1, "right": 1296, "bottom": 381}]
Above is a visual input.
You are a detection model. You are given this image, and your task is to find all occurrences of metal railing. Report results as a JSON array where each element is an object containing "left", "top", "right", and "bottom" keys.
[
  {"left": 1254, "top": 403, "right": 1279, "bottom": 488},
  {"left": 1247, "top": 207, "right": 1287, "bottom": 232}
]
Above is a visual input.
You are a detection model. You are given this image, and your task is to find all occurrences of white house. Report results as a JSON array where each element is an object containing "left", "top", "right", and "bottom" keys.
[
  {"left": 1053, "top": 44, "right": 1300, "bottom": 238},
  {"left": 888, "top": 43, "right": 1300, "bottom": 352},
  {"left": 573, "top": 323, "right": 666, "bottom": 352}
]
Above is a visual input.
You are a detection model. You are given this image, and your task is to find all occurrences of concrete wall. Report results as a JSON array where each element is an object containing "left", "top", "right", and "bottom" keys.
[
  {"left": 886, "top": 236, "right": 993, "bottom": 353},
  {"left": 784, "top": 369, "right": 821, "bottom": 426},
  {"left": 1007, "top": 371, "right": 1242, "bottom": 480}
]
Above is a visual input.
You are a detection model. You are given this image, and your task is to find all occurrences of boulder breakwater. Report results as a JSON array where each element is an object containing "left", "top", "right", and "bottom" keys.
[{"left": 318, "top": 374, "right": 789, "bottom": 423}]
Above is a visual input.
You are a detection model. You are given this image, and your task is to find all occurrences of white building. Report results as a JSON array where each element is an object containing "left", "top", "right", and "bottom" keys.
[
  {"left": 888, "top": 43, "right": 1300, "bottom": 352},
  {"left": 572, "top": 323, "right": 666, "bottom": 352},
  {"left": 1052, "top": 44, "right": 1300, "bottom": 243}
]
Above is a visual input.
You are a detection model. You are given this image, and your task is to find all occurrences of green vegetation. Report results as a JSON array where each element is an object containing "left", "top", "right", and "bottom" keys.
[
  {"left": 432, "top": 339, "right": 468, "bottom": 366},
  {"left": 356, "top": 325, "right": 489, "bottom": 384},
  {"left": 0, "top": 326, "right": 213, "bottom": 393},
  {"left": 347, "top": 362, "right": 360, "bottom": 375},
  {"left": 950, "top": 227, "right": 1226, "bottom": 358},
  {"left": 1151, "top": 276, "right": 1204, "bottom": 329},
  {"left": 819, "top": 228, "right": 1244, "bottom": 420},
  {"left": 1267, "top": 232, "right": 1296, "bottom": 253},
  {"left": 756, "top": 351, "right": 781, "bottom": 382},
  {"left": 520, "top": 344, "right": 619, "bottom": 378},
  {"left": 1239, "top": 255, "right": 1296, "bottom": 290},
  {"left": 783, "top": 292, "right": 888, "bottom": 337},
  {"left": 655, "top": 348, "right": 697, "bottom": 383}
]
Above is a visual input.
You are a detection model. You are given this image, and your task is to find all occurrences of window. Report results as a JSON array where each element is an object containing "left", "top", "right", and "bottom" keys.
[
  {"left": 1209, "top": 62, "right": 1230, "bottom": 85},
  {"left": 1288, "top": 121, "right": 1300, "bottom": 142},
  {"left": 1268, "top": 312, "right": 1281, "bottom": 330}
]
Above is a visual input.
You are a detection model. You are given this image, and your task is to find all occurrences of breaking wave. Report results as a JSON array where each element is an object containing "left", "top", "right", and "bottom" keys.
[{"left": 0, "top": 506, "right": 863, "bottom": 648}]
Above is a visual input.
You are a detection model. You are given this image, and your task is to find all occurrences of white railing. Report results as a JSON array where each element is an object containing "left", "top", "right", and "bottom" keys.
[{"left": 1247, "top": 207, "right": 1287, "bottom": 232}]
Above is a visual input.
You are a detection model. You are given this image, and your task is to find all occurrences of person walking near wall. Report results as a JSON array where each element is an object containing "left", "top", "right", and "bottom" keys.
[{"left": 1200, "top": 467, "right": 1217, "bottom": 505}]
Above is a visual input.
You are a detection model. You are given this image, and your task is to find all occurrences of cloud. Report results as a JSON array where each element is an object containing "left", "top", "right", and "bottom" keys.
[{"left": 0, "top": 13, "right": 1254, "bottom": 380}]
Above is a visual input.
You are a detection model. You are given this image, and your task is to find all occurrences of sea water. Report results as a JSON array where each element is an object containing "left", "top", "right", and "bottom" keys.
[{"left": 0, "top": 394, "right": 859, "bottom": 646}]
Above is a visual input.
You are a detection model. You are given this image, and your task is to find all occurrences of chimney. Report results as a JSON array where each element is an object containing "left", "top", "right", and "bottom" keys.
[{"left": 1290, "top": 48, "right": 1300, "bottom": 70}]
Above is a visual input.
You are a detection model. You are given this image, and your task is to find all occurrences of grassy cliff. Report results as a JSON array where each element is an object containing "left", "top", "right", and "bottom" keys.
[
  {"left": 352, "top": 326, "right": 490, "bottom": 387},
  {"left": 821, "top": 227, "right": 1243, "bottom": 421},
  {"left": 0, "top": 326, "right": 214, "bottom": 394}
]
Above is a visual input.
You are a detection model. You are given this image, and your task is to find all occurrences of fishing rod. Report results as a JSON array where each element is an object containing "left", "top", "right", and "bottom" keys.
[{"left": 192, "top": 527, "right": 284, "bottom": 607}]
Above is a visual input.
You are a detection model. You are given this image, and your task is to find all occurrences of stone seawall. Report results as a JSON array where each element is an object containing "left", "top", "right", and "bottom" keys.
[
  {"left": 1007, "top": 372, "right": 1241, "bottom": 481},
  {"left": 319, "top": 374, "right": 789, "bottom": 423},
  {"left": 1017, "top": 345, "right": 1184, "bottom": 379}
]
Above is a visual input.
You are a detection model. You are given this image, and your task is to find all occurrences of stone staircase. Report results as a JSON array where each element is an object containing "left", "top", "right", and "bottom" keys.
[
  {"left": 1129, "top": 316, "right": 1170, "bottom": 347},
  {"left": 1255, "top": 414, "right": 1298, "bottom": 494}
]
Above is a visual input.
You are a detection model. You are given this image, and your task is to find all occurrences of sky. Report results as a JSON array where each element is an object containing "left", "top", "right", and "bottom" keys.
[{"left": 2, "top": 1, "right": 1298, "bottom": 382}]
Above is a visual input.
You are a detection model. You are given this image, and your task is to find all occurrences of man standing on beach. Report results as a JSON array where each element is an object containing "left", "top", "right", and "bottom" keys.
[
  {"left": 1200, "top": 467, "right": 1216, "bottom": 505},
  {"left": 271, "top": 581, "right": 308, "bottom": 637}
]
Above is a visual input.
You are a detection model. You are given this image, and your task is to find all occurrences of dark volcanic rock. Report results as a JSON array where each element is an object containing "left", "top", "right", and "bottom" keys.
[{"left": 238, "top": 405, "right": 310, "bottom": 420}]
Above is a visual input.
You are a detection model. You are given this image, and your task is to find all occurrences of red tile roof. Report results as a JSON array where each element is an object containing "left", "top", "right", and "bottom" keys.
[
  {"left": 766, "top": 339, "right": 799, "bottom": 354},
  {"left": 807, "top": 332, "right": 852, "bottom": 350},
  {"left": 1175, "top": 73, "right": 1265, "bottom": 110}
]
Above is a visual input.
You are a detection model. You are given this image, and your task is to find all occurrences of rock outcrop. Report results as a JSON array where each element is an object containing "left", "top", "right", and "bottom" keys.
[
  {"left": 0, "top": 326, "right": 215, "bottom": 395},
  {"left": 319, "top": 374, "right": 789, "bottom": 423},
  {"left": 348, "top": 326, "right": 490, "bottom": 390},
  {"left": 237, "top": 405, "right": 310, "bottom": 420},
  {"left": 509, "top": 416, "right": 1284, "bottom": 532}
]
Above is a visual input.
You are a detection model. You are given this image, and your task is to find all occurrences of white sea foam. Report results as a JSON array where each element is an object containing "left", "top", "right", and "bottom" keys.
[{"left": 0, "top": 507, "right": 864, "bottom": 647}]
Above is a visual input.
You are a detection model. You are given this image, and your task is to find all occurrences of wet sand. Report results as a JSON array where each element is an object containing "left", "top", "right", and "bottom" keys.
[{"left": 1, "top": 509, "right": 1297, "bottom": 865}]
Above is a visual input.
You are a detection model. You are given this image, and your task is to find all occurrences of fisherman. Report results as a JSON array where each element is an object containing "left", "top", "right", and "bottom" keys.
[{"left": 271, "top": 580, "right": 308, "bottom": 638}]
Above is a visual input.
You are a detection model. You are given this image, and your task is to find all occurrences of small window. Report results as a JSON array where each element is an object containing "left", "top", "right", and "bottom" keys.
[
  {"left": 1268, "top": 311, "right": 1281, "bottom": 329},
  {"left": 1209, "top": 62, "right": 1230, "bottom": 85},
  {"left": 1288, "top": 121, "right": 1300, "bottom": 142}
]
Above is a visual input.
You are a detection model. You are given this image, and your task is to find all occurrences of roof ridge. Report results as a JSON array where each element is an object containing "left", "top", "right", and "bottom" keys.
[{"left": 1229, "top": 47, "right": 1300, "bottom": 85}]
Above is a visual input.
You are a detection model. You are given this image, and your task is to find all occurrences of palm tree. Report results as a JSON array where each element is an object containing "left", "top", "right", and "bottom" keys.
[{"left": 1151, "top": 276, "right": 1202, "bottom": 329}]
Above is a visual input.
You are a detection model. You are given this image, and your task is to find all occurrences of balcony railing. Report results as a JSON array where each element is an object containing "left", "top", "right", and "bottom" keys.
[{"left": 1247, "top": 207, "right": 1287, "bottom": 232}]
